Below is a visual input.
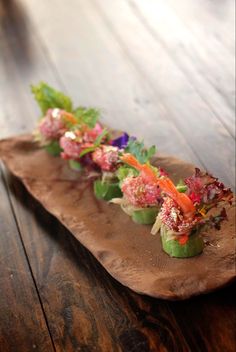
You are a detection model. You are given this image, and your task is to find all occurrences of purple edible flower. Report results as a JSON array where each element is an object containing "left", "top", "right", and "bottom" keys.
[
  {"left": 111, "top": 132, "right": 130, "bottom": 149},
  {"left": 111, "top": 133, "right": 136, "bottom": 149}
]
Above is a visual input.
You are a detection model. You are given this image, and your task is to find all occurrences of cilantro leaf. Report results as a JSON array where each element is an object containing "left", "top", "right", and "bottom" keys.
[
  {"left": 73, "top": 107, "right": 100, "bottom": 128},
  {"left": 94, "top": 128, "right": 109, "bottom": 146},
  {"left": 79, "top": 128, "right": 108, "bottom": 158},
  {"left": 125, "top": 139, "right": 156, "bottom": 163},
  {"left": 44, "top": 140, "right": 62, "bottom": 156},
  {"left": 79, "top": 146, "right": 96, "bottom": 158},
  {"left": 116, "top": 165, "right": 139, "bottom": 183},
  {"left": 31, "top": 82, "right": 73, "bottom": 115}
]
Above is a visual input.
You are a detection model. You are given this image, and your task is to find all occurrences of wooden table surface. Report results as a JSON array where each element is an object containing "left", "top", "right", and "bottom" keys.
[{"left": 0, "top": 0, "right": 235, "bottom": 351}]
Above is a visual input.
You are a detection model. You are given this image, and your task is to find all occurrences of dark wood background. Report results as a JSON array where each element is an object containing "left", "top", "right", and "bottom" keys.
[{"left": 0, "top": 0, "right": 235, "bottom": 351}]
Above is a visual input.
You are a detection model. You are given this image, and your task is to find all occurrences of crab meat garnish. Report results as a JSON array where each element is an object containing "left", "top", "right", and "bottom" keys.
[{"left": 121, "top": 175, "right": 161, "bottom": 207}]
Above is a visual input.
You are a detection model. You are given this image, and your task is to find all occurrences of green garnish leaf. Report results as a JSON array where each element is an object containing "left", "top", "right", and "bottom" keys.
[
  {"left": 68, "top": 159, "right": 83, "bottom": 171},
  {"left": 79, "top": 146, "right": 96, "bottom": 158},
  {"left": 125, "top": 139, "right": 156, "bottom": 163},
  {"left": 73, "top": 107, "right": 100, "bottom": 128},
  {"left": 94, "top": 180, "right": 110, "bottom": 198},
  {"left": 31, "top": 82, "right": 73, "bottom": 115},
  {"left": 94, "top": 128, "right": 108, "bottom": 146},
  {"left": 94, "top": 180, "right": 122, "bottom": 200},
  {"left": 44, "top": 140, "right": 62, "bottom": 156},
  {"left": 116, "top": 165, "right": 139, "bottom": 183},
  {"left": 79, "top": 128, "right": 109, "bottom": 157}
]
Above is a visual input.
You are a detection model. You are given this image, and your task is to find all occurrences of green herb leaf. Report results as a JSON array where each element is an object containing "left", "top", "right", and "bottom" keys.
[
  {"left": 44, "top": 140, "right": 62, "bottom": 156},
  {"left": 116, "top": 165, "right": 139, "bottom": 183},
  {"left": 73, "top": 107, "right": 100, "bottom": 128},
  {"left": 79, "top": 146, "right": 96, "bottom": 158},
  {"left": 146, "top": 145, "right": 156, "bottom": 160},
  {"left": 94, "top": 128, "right": 108, "bottom": 146},
  {"left": 125, "top": 139, "right": 156, "bottom": 164},
  {"left": 31, "top": 82, "right": 73, "bottom": 115},
  {"left": 78, "top": 128, "right": 109, "bottom": 158},
  {"left": 94, "top": 180, "right": 111, "bottom": 199},
  {"left": 94, "top": 180, "right": 122, "bottom": 200},
  {"left": 68, "top": 159, "right": 83, "bottom": 171}
]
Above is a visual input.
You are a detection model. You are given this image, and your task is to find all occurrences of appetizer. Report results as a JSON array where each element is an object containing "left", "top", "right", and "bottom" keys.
[
  {"left": 151, "top": 168, "right": 233, "bottom": 257},
  {"left": 59, "top": 123, "right": 106, "bottom": 170},
  {"left": 121, "top": 154, "right": 233, "bottom": 257},
  {"left": 92, "top": 133, "right": 130, "bottom": 201},
  {"left": 32, "top": 82, "right": 233, "bottom": 259},
  {"left": 112, "top": 140, "right": 162, "bottom": 225}
]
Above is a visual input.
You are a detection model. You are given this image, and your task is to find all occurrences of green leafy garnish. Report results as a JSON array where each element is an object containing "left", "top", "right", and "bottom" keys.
[
  {"left": 94, "top": 180, "right": 122, "bottom": 201},
  {"left": 31, "top": 82, "right": 73, "bottom": 115},
  {"left": 79, "top": 146, "right": 96, "bottom": 158},
  {"left": 125, "top": 139, "right": 156, "bottom": 164},
  {"left": 68, "top": 159, "right": 83, "bottom": 171},
  {"left": 44, "top": 141, "right": 62, "bottom": 156},
  {"left": 116, "top": 165, "right": 139, "bottom": 183},
  {"left": 94, "top": 128, "right": 108, "bottom": 146},
  {"left": 79, "top": 128, "right": 109, "bottom": 158},
  {"left": 73, "top": 107, "right": 100, "bottom": 128}
]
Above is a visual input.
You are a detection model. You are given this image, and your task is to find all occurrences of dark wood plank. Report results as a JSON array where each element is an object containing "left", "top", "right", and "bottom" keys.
[
  {"left": 0, "top": 167, "right": 54, "bottom": 352},
  {"left": 7, "top": 174, "right": 190, "bottom": 352},
  {"left": 129, "top": 0, "right": 235, "bottom": 135},
  {"left": 169, "top": 284, "right": 236, "bottom": 352},
  {"left": 92, "top": 0, "right": 235, "bottom": 188}
]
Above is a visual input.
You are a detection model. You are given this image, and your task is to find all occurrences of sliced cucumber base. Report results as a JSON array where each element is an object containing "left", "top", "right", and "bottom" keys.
[
  {"left": 69, "top": 159, "right": 83, "bottom": 171},
  {"left": 94, "top": 180, "right": 122, "bottom": 201},
  {"left": 161, "top": 227, "right": 204, "bottom": 258},
  {"left": 131, "top": 207, "right": 159, "bottom": 225}
]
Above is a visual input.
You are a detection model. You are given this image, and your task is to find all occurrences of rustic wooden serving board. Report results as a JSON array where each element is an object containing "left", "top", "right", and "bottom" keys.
[{"left": 0, "top": 134, "right": 235, "bottom": 300}]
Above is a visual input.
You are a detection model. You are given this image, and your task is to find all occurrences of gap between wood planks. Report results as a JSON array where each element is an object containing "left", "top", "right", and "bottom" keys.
[{"left": 0, "top": 164, "right": 56, "bottom": 352}]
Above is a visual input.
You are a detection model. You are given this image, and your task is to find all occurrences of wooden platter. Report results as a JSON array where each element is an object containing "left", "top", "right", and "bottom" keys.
[{"left": 0, "top": 134, "right": 235, "bottom": 300}]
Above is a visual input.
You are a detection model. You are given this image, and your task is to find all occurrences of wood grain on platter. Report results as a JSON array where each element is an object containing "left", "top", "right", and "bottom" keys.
[{"left": 0, "top": 134, "right": 235, "bottom": 300}]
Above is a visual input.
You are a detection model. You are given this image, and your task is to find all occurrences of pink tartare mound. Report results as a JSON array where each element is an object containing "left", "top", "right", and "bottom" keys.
[
  {"left": 92, "top": 145, "right": 119, "bottom": 171},
  {"left": 160, "top": 197, "right": 197, "bottom": 234},
  {"left": 59, "top": 132, "right": 93, "bottom": 160},
  {"left": 121, "top": 175, "right": 161, "bottom": 207},
  {"left": 39, "top": 108, "right": 66, "bottom": 140},
  {"left": 83, "top": 123, "right": 103, "bottom": 143}
]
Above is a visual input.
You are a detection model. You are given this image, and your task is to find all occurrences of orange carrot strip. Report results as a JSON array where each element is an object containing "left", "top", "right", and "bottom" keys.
[
  {"left": 121, "top": 153, "right": 195, "bottom": 217},
  {"left": 63, "top": 112, "right": 78, "bottom": 125}
]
